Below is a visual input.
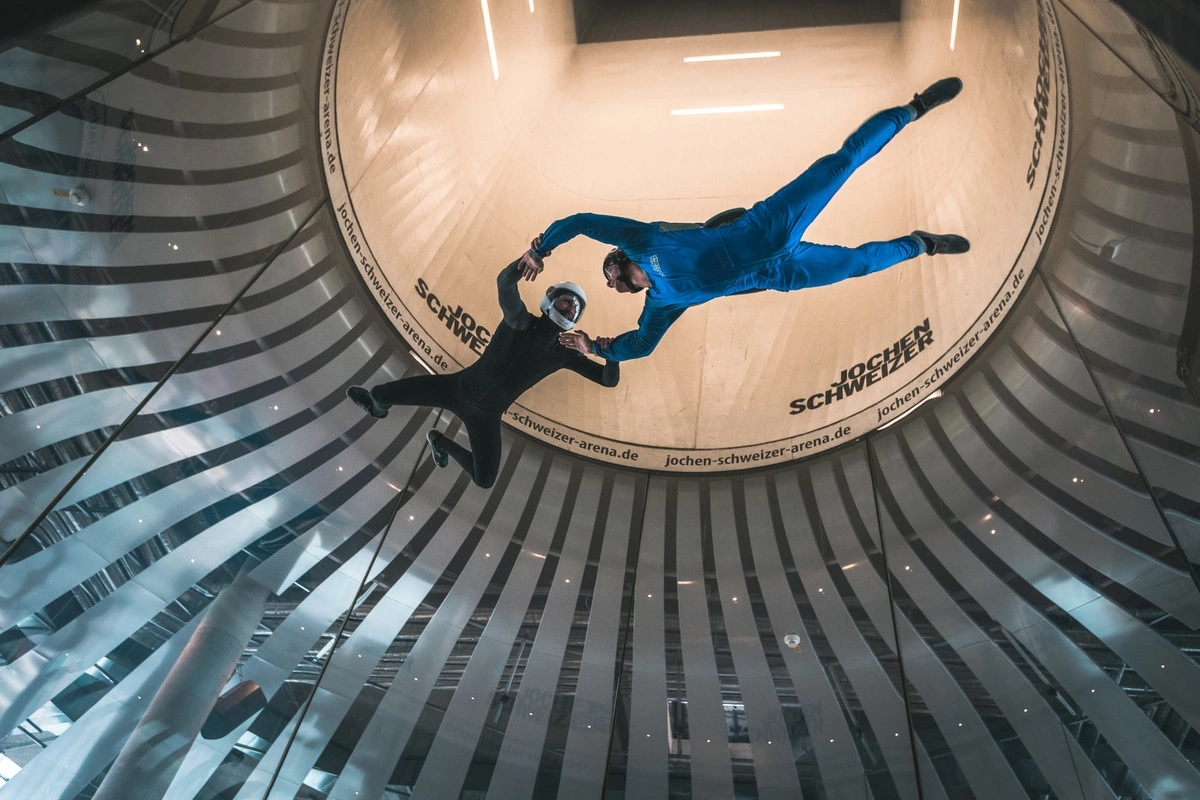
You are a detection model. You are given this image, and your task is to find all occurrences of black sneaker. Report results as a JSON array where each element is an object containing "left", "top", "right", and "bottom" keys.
[
  {"left": 911, "top": 77, "right": 962, "bottom": 118},
  {"left": 426, "top": 430, "right": 449, "bottom": 468},
  {"left": 347, "top": 386, "right": 387, "bottom": 418},
  {"left": 913, "top": 230, "right": 971, "bottom": 255}
]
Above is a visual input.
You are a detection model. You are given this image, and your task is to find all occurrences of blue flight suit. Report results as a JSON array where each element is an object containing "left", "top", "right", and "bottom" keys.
[{"left": 534, "top": 106, "right": 924, "bottom": 361}]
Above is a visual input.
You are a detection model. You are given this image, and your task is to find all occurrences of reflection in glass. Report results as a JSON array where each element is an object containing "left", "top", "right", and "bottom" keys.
[{"left": 1042, "top": 7, "right": 1200, "bottom": 580}]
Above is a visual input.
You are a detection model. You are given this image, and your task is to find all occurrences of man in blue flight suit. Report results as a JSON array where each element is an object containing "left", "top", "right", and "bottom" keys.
[{"left": 519, "top": 78, "right": 969, "bottom": 362}]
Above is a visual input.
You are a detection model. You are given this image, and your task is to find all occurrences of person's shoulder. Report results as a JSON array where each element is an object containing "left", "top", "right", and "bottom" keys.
[
  {"left": 642, "top": 293, "right": 676, "bottom": 309},
  {"left": 527, "top": 315, "right": 562, "bottom": 339}
]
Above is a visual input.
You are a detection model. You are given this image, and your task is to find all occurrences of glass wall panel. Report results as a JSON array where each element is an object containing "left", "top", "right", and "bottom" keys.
[
  {"left": 1056, "top": 0, "right": 1200, "bottom": 130},
  {"left": 631, "top": 448, "right": 921, "bottom": 800},
  {"left": 0, "top": 0, "right": 328, "bottom": 544},
  {"left": 875, "top": 274, "right": 1200, "bottom": 800},
  {"left": 2, "top": 0, "right": 258, "bottom": 136},
  {"left": 0, "top": 203, "right": 425, "bottom": 798},
  {"left": 1043, "top": 5, "right": 1200, "bottom": 582},
  {"left": 870, "top": 417, "right": 1097, "bottom": 800},
  {"left": 740, "top": 472, "right": 872, "bottom": 798},
  {"left": 265, "top": 455, "right": 642, "bottom": 800},
  {"left": 606, "top": 475, "right": 669, "bottom": 798},
  {"left": 789, "top": 446, "right": 923, "bottom": 800}
]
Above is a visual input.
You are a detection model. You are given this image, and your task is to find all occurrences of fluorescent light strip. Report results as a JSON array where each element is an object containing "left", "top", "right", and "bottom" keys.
[
  {"left": 683, "top": 51, "right": 780, "bottom": 63},
  {"left": 671, "top": 104, "right": 784, "bottom": 116},
  {"left": 950, "top": 0, "right": 960, "bottom": 51},
  {"left": 529, "top": 0, "right": 535, "bottom": 10},
  {"left": 481, "top": 0, "right": 499, "bottom": 79}
]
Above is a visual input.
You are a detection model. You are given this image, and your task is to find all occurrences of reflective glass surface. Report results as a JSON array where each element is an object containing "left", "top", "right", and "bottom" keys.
[
  {"left": 1, "top": 0, "right": 253, "bottom": 136},
  {"left": 3, "top": 0, "right": 1200, "bottom": 798},
  {"left": 1044, "top": 7, "right": 1200, "bottom": 579},
  {"left": 0, "top": 0, "right": 326, "bottom": 543},
  {"left": 872, "top": 275, "right": 1200, "bottom": 800}
]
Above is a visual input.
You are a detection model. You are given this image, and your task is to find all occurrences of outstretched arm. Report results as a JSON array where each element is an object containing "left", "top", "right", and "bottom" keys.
[
  {"left": 534, "top": 213, "right": 656, "bottom": 255},
  {"left": 496, "top": 258, "right": 533, "bottom": 330},
  {"left": 559, "top": 305, "right": 686, "bottom": 362},
  {"left": 519, "top": 213, "right": 657, "bottom": 280},
  {"left": 562, "top": 353, "right": 620, "bottom": 387}
]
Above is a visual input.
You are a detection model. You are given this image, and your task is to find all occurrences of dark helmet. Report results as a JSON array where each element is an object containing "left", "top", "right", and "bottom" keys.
[{"left": 602, "top": 248, "right": 644, "bottom": 293}]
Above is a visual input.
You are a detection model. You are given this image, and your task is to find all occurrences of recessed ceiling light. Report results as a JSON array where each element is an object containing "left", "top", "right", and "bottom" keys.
[
  {"left": 480, "top": 0, "right": 499, "bottom": 79},
  {"left": 950, "top": 0, "right": 961, "bottom": 51}
]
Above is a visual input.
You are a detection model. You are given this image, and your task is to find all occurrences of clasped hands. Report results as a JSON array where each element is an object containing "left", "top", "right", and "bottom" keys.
[{"left": 558, "top": 332, "right": 614, "bottom": 356}]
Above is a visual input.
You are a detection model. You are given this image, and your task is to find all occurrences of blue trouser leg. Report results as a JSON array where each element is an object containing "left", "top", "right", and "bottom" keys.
[
  {"left": 734, "top": 106, "right": 915, "bottom": 252},
  {"left": 793, "top": 236, "right": 924, "bottom": 288}
]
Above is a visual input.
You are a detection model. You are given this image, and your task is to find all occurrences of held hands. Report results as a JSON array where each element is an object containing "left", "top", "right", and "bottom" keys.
[
  {"left": 558, "top": 330, "right": 595, "bottom": 355},
  {"left": 519, "top": 234, "right": 546, "bottom": 281},
  {"left": 558, "top": 333, "right": 614, "bottom": 356}
]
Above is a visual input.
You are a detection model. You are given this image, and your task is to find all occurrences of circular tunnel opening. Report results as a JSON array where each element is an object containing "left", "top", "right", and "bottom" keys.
[{"left": 323, "top": 0, "right": 1065, "bottom": 470}]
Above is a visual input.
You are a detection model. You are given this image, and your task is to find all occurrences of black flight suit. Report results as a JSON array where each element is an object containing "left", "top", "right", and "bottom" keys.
[{"left": 372, "top": 260, "right": 619, "bottom": 487}]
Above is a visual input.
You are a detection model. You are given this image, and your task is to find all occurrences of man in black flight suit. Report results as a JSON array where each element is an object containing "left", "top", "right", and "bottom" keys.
[{"left": 347, "top": 258, "right": 619, "bottom": 488}]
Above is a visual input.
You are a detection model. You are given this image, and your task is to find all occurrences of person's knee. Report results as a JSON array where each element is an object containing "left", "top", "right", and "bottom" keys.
[
  {"left": 821, "top": 151, "right": 854, "bottom": 179},
  {"left": 837, "top": 140, "right": 865, "bottom": 165},
  {"left": 473, "top": 459, "right": 500, "bottom": 489}
]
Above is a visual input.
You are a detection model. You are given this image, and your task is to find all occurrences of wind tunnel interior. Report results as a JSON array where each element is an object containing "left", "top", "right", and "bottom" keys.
[{"left": 1, "top": 1, "right": 1200, "bottom": 799}]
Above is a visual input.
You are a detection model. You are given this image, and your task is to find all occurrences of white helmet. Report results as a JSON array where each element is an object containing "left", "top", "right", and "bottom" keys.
[{"left": 540, "top": 282, "right": 587, "bottom": 330}]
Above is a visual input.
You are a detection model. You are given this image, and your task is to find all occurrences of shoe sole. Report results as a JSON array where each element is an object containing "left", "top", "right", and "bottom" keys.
[{"left": 347, "top": 386, "right": 387, "bottom": 418}]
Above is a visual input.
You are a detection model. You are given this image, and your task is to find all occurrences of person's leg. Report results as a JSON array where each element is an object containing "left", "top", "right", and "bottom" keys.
[
  {"left": 735, "top": 106, "right": 915, "bottom": 251},
  {"left": 432, "top": 412, "right": 502, "bottom": 489},
  {"left": 369, "top": 373, "right": 458, "bottom": 409},
  {"left": 351, "top": 373, "right": 460, "bottom": 418},
  {"left": 784, "top": 236, "right": 925, "bottom": 289}
]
